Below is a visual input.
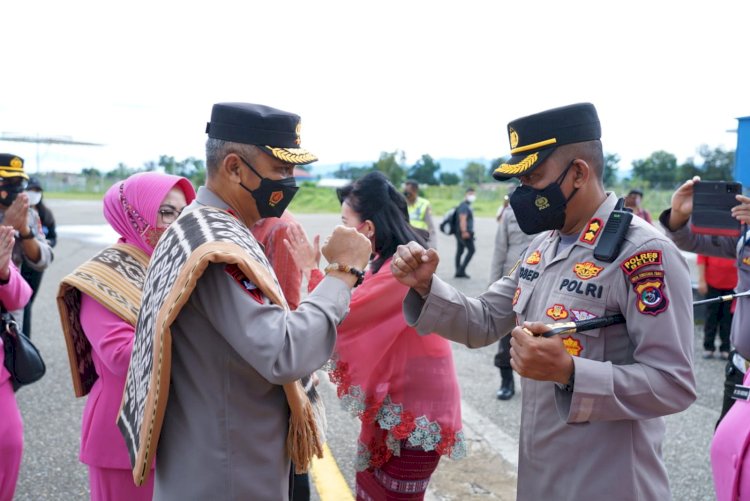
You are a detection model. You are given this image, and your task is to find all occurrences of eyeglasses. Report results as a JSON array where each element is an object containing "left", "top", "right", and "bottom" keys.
[{"left": 158, "top": 208, "right": 182, "bottom": 224}]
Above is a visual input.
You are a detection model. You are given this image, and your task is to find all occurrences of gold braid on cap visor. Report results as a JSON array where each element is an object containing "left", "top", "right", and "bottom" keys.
[
  {"left": 496, "top": 152, "right": 539, "bottom": 175},
  {"left": 265, "top": 146, "right": 317, "bottom": 164}
]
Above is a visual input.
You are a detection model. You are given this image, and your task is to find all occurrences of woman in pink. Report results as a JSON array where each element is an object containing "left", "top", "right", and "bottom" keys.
[
  {"left": 712, "top": 367, "right": 750, "bottom": 501},
  {"left": 0, "top": 225, "right": 33, "bottom": 501},
  {"left": 59, "top": 172, "right": 195, "bottom": 500},
  {"left": 288, "top": 172, "right": 464, "bottom": 500}
]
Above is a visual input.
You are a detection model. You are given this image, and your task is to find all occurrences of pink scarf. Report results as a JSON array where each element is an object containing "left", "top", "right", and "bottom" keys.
[
  {"left": 103, "top": 172, "right": 196, "bottom": 256},
  {"left": 711, "top": 369, "right": 750, "bottom": 500},
  {"left": 327, "top": 258, "right": 464, "bottom": 470}
]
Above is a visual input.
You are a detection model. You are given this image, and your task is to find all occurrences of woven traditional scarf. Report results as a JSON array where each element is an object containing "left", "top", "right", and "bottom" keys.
[
  {"left": 57, "top": 244, "right": 149, "bottom": 397},
  {"left": 117, "top": 206, "right": 323, "bottom": 486}
]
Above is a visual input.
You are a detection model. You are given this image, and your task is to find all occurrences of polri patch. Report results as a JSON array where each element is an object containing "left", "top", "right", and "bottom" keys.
[
  {"left": 573, "top": 261, "right": 603, "bottom": 280},
  {"left": 620, "top": 250, "right": 662, "bottom": 275},
  {"left": 580, "top": 218, "right": 603, "bottom": 244},
  {"left": 225, "top": 264, "right": 264, "bottom": 304},
  {"left": 743, "top": 256, "right": 750, "bottom": 266},
  {"left": 546, "top": 304, "right": 569, "bottom": 321},
  {"left": 526, "top": 250, "right": 541, "bottom": 265},
  {"left": 561, "top": 335, "right": 583, "bottom": 356},
  {"left": 633, "top": 277, "right": 668, "bottom": 316}
]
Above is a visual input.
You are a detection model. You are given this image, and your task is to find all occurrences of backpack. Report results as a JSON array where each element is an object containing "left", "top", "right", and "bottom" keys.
[{"left": 440, "top": 207, "right": 458, "bottom": 235}]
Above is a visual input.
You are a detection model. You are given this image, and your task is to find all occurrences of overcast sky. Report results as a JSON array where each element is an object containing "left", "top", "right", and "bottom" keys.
[{"left": 2, "top": 1, "right": 749, "bottom": 177}]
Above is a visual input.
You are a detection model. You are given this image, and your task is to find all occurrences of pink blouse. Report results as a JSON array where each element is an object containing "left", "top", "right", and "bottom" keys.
[
  {"left": 79, "top": 293, "right": 150, "bottom": 470},
  {"left": 711, "top": 369, "right": 750, "bottom": 500},
  {"left": 0, "top": 264, "right": 33, "bottom": 384}
]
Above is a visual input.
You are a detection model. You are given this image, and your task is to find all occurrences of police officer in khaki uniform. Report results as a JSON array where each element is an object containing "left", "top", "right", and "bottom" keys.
[{"left": 392, "top": 103, "right": 696, "bottom": 500}]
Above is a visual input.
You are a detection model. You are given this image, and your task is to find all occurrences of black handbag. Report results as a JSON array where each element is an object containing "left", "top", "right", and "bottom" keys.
[{"left": 1, "top": 304, "right": 46, "bottom": 390}]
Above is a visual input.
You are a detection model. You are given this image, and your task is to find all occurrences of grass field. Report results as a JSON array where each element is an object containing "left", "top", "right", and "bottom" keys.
[{"left": 46, "top": 184, "right": 674, "bottom": 219}]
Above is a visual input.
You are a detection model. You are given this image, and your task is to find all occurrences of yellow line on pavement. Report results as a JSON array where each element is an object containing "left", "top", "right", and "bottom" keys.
[{"left": 311, "top": 443, "right": 355, "bottom": 501}]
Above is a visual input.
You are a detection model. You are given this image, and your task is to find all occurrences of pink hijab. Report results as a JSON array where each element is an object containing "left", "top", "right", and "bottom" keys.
[{"left": 103, "top": 172, "right": 196, "bottom": 256}]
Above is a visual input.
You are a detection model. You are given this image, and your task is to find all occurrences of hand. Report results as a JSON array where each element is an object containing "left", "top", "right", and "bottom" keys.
[
  {"left": 509, "top": 322, "right": 574, "bottom": 384},
  {"left": 0, "top": 226, "right": 15, "bottom": 281},
  {"left": 461, "top": 230, "right": 470, "bottom": 240},
  {"left": 668, "top": 176, "right": 700, "bottom": 230},
  {"left": 697, "top": 281, "right": 708, "bottom": 296},
  {"left": 731, "top": 194, "right": 750, "bottom": 225},
  {"left": 321, "top": 225, "right": 371, "bottom": 271},
  {"left": 390, "top": 241, "right": 439, "bottom": 296},
  {"left": 3, "top": 193, "right": 30, "bottom": 233},
  {"left": 283, "top": 222, "right": 320, "bottom": 276}
]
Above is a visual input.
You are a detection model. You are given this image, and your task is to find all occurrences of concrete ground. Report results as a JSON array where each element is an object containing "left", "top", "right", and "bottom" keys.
[{"left": 13, "top": 199, "right": 722, "bottom": 500}]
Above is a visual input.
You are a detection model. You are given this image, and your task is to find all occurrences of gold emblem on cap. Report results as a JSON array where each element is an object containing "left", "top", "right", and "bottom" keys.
[
  {"left": 509, "top": 127, "right": 519, "bottom": 149},
  {"left": 10, "top": 157, "right": 22, "bottom": 170},
  {"left": 295, "top": 122, "right": 302, "bottom": 146}
]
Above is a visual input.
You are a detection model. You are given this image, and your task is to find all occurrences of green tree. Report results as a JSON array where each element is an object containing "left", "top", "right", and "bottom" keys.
[
  {"left": 106, "top": 162, "right": 137, "bottom": 180},
  {"left": 159, "top": 155, "right": 178, "bottom": 175},
  {"left": 439, "top": 172, "right": 460, "bottom": 186},
  {"left": 462, "top": 161, "right": 487, "bottom": 187},
  {"left": 677, "top": 158, "right": 701, "bottom": 182},
  {"left": 603, "top": 153, "right": 619, "bottom": 187},
  {"left": 408, "top": 154, "right": 441, "bottom": 185},
  {"left": 697, "top": 145, "right": 735, "bottom": 181},
  {"left": 630, "top": 151, "right": 679, "bottom": 189},
  {"left": 81, "top": 167, "right": 101, "bottom": 178},
  {"left": 373, "top": 151, "right": 406, "bottom": 185}
]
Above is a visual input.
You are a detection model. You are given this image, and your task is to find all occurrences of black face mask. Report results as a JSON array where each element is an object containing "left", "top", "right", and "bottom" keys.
[
  {"left": 509, "top": 160, "right": 578, "bottom": 235},
  {"left": 0, "top": 179, "right": 29, "bottom": 207},
  {"left": 238, "top": 156, "right": 299, "bottom": 218}
]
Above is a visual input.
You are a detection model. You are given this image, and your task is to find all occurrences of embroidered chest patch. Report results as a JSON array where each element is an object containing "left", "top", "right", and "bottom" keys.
[
  {"left": 633, "top": 277, "right": 669, "bottom": 316},
  {"left": 743, "top": 256, "right": 750, "bottom": 266},
  {"left": 561, "top": 335, "right": 583, "bottom": 356},
  {"left": 225, "top": 264, "right": 264, "bottom": 304},
  {"left": 580, "top": 218, "right": 603, "bottom": 244},
  {"left": 570, "top": 308, "right": 597, "bottom": 321},
  {"left": 526, "top": 250, "right": 541, "bottom": 265},
  {"left": 573, "top": 261, "right": 603, "bottom": 280},
  {"left": 546, "top": 304, "right": 569, "bottom": 321},
  {"left": 620, "top": 251, "right": 662, "bottom": 275}
]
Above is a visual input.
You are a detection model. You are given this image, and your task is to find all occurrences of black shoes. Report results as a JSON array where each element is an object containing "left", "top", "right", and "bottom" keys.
[
  {"left": 454, "top": 269, "right": 471, "bottom": 278},
  {"left": 496, "top": 377, "right": 515, "bottom": 400}
]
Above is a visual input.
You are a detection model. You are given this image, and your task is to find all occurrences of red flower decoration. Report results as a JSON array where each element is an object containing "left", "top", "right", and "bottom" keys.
[
  {"left": 436, "top": 429, "right": 456, "bottom": 456},
  {"left": 391, "top": 411, "right": 416, "bottom": 439}
]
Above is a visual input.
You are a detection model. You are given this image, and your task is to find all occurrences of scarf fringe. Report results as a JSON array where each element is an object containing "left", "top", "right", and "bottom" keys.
[{"left": 284, "top": 381, "right": 324, "bottom": 473}]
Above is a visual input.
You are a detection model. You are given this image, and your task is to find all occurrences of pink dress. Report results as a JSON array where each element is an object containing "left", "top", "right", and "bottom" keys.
[
  {"left": 79, "top": 294, "right": 154, "bottom": 500},
  {"left": 0, "top": 264, "right": 32, "bottom": 501},
  {"left": 712, "top": 369, "right": 750, "bottom": 501}
]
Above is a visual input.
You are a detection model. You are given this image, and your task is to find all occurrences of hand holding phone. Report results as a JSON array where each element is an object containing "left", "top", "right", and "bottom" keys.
[{"left": 691, "top": 181, "right": 743, "bottom": 237}]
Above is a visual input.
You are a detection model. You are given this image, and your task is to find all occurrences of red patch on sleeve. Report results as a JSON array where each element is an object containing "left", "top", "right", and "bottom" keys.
[{"left": 225, "top": 264, "right": 264, "bottom": 304}]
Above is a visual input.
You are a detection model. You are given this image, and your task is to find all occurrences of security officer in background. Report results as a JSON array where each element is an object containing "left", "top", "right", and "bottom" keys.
[
  {"left": 392, "top": 103, "right": 696, "bottom": 500},
  {"left": 403, "top": 179, "right": 437, "bottom": 249},
  {"left": 0, "top": 154, "right": 53, "bottom": 331}
]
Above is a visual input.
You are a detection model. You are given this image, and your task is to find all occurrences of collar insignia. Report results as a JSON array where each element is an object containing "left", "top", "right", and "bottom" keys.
[
  {"left": 526, "top": 250, "right": 541, "bottom": 265},
  {"left": 580, "top": 218, "right": 603, "bottom": 244},
  {"left": 512, "top": 287, "right": 521, "bottom": 306}
]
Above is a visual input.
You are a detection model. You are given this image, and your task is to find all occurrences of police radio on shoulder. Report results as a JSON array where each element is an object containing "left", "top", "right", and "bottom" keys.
[
  {"left": 593, "top": 197, "right": 632, "bottom": 263},
  {"left": 324, "top": 262, "right": 365, "bottom": 287}
]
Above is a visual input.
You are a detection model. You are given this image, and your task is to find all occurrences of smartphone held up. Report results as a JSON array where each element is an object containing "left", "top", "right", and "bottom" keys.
[{"left": 691, "top": 180, "right": 743, "bottom": 237}]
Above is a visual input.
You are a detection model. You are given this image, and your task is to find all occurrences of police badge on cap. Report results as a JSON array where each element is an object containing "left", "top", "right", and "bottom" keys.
[
  {"left": 205, "top": 103, "right": 318, "bottom": 165},
  {"left": 0, "top": 154, "right": 29, "bottom": 181},
  {"left": 493, "top": 103, "right": 601, "bottom": 181}
]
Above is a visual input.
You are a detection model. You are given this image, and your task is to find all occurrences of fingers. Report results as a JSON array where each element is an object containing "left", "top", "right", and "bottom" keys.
[
  {"left": 312, "top": 234, "right": 320, "bottom": 251},
  {"left": 391, "top": 242, "right": 425, "bottom": 276}
]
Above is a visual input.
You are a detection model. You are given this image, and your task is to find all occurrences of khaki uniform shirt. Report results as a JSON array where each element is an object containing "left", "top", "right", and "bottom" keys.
[
  {"left": 404, "top": 193, "right": 696, "bottom": 500},
  {"left": 488, "top": 206, "right": 538, "bottom": 283},
  {"left": 155, "top": 187, "right": 351, "bottom": 501}
]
